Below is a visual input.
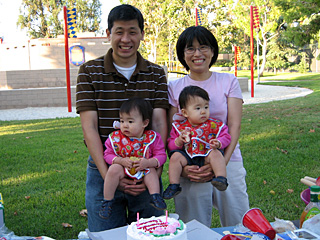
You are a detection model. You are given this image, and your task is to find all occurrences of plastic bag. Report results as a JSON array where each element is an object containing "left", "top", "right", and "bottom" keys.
[
  {"left": 0, "top": 224, "right": 53, "bottom": 240},
  {"left": 233, "top": 223, "right": 250, "bottom": 233},
  {"left": 302, "top": 213, "right": 320, "bottom": 235},
  {"left": 221, "top": 232, "right": 270, "bottom": 240},
  {"left": 272, "top": 217, "right": 297, "bottom": 233},
  {"left": 77, "top": 231, "right": 89, "bottom": 239}
]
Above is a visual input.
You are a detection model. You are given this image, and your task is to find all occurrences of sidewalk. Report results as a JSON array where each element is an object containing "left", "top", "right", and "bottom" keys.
[
  {"left": 243, "top": 81, "right": 313, "bottom": 105},
  {"left": 0, "top": 81, "right": 313, "bottom": 121}
]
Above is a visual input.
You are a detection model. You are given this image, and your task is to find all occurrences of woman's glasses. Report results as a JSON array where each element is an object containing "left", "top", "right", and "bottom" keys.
[{"left": 184, "top": 45, "right": 211, "bottom": 54}]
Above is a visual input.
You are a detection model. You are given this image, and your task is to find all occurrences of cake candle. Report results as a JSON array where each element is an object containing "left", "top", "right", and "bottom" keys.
[
  {"left": 165, "top": 210, "right": 168, "bottom": 223},
  {"left": 137, "top": 212, "right": 140, "bottom": 226}
]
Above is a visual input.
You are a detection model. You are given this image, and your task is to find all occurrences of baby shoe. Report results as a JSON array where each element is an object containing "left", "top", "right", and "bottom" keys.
[
  {"left": 150, "top": 193, "right": 167, "bottom": 210},
  {"left": 163, "top": 184, "right": 182, "bottom": 199},
  {"left": 99, "top": 198, "right": 115, "bottom": 219},
  {"left": 211, "top": 176, "right": 228, "bottom": 191}
]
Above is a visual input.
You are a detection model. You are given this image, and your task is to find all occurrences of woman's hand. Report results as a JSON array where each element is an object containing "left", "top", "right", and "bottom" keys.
[
  {"left": 182, "top": 164, "right": 214, "bottom": 182},
  {"left": 118, "top": 178, "right": 146, "bottom": 196}
]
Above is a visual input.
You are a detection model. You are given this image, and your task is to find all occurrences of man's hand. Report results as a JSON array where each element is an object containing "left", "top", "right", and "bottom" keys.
[
  {"left": 118, "top": 178, "right": 146, "bottom": 196},
  {"left": 182, "top": 164, "right": 214, "bottom": 182}
]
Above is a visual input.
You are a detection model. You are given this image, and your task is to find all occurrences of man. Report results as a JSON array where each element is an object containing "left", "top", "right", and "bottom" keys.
[{"left": 76, "top": 4, "right": 169, "bottom": 232}]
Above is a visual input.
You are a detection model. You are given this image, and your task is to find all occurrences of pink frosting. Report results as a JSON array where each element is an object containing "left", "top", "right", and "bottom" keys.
[
  {"left": 171, "top": 222, "right": 181, "bottom": 228},
  {"left": 165, "top": 224, "right": 177, "bottom": 234},
  {"left": 153, "top": 227, "right": 166, "bottom": 235}
]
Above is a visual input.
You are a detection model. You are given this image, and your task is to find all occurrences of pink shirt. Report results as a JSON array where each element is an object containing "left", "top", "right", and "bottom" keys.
[
  {"left": 168, "top": 72, "right": 243, "bottom": 162},
  {"left": 104, "top": 131, "right": 167, "bottom": 167}
]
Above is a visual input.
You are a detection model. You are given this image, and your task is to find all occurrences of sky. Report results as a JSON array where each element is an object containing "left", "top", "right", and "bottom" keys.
[{"left": 0, "top": 0, "right": 120, "bottom": 43}]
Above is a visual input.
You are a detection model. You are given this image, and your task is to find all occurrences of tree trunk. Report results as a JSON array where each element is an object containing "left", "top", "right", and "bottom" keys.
[
  {"left": 153, "top": 39, "right": 157, "bottom": 62},
  {"left": 259, "top": 34, "right": 267, "bottom": 77}
]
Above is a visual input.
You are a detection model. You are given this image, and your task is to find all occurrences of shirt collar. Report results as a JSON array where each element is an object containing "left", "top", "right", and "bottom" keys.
[{"left": 104, "top": 48, "right": 149, "bottom": 74}]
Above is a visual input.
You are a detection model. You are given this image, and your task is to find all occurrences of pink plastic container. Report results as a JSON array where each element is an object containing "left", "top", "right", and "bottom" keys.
[{"left": 300, "top": 188, "right": 310, "bottom": 205}]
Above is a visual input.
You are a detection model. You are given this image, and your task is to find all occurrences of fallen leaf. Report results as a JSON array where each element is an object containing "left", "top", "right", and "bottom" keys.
[
  {"left": 263, "top": 180, "right": 267, "bottom": 185},
  {"left": 270, "top": 190, "right": 276, "bottom": 195},
  {"left": 25, "top": 196, "right": 31, "bottom": 200},
  {"left": 286, "top": 189, "right": 294, "bottom": 193},
  {"left": 276, "top": 147, "right": 288, "bottom": 154},
  {"left": 55, "top": 170, "right": 62, "bottom": 173},
  {"left": 251, "top": 137, "right": 255, "bottom": 140},
  {"left": 62, "top": 223, "right": 73, "bottom": 228},
  {"left": 79, "top": 209, "right": 88, "bottom": 217},
  {"left": 74, "top": 150, "right": 78, "bottom": 153}
]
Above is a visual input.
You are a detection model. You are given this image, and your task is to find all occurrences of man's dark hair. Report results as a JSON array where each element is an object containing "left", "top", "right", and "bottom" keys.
[
  {"left": 108, "top": 4, "right": 144, "bottom": 33},
  {"left": 176, "top": 26, "right": 219, "bottom": 71},
  {"left": 120, "top": 97, "right": 153, "bottom": 130},
  {"left": 179, "top": 86, "right": 210, "bottom": 109}
]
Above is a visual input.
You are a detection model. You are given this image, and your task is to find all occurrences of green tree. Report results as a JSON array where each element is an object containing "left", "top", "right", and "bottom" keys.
[
  {"left": 17, "top": 0, "right": 102, "bottom": 39},
  {"left": 265, "top": 37, "right": 290, "bottom": 74},
  {"left": 205, "top": 0, "right": 245, "bottom": 53},
  {"left": 273, "top": 0, "right": 320, "bottom": 47},
  {"left": 224, "top": 0, "right": 284, "bottom": 76},
  {"left": 273, "top": 0, "right": 320, "bottom": 71},
  {"left": 121, "top": 0, "right": 318, "bottom": 74}
]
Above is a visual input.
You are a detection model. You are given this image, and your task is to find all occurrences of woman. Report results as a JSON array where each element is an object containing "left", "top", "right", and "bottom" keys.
[{"left": 167, "top": 26, "right": 250, "bottom": 227}]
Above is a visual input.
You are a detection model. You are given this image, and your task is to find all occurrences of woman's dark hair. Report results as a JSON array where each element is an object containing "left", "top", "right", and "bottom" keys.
[
  {"left": 176, "top": 26, "right": 219, "bottom": 71},
  {"left": 120, "top": 97, "right": 153, "bottom": 130},
  {"left": 179, "top": 86, "right": 210, "bottom": 109},
  {"left": 108, "top": 4, "right": 144, "bottom": 33}
]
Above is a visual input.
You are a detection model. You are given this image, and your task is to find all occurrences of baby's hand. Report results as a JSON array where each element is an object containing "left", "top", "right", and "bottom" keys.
[
  {"left": 133, "top": 158, "right": 149, "bottom": 171},
  {"left": 209, "top": 139, "right": 221, "bottom": 150},
  {"left": 121, "top": 157, "right": 134, "bottom": 169},
  {"left": 180, "top": 129, "right": 191, "bottom": 143}
]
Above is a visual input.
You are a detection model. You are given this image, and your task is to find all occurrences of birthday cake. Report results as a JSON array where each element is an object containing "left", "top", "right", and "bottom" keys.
[{"left": 127, "top": 216, "right": 187, "bottom": 240}]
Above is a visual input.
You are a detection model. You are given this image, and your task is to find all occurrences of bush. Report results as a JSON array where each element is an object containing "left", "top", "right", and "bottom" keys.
[{"left": 215, "top": 59, "right": 233, "bottom": 67}]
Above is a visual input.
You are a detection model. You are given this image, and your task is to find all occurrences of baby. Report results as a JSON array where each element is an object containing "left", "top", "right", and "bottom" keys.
[
  {"left": 163, "top": 86, "right": 231, "bottom": 199},
  {"left": 99, "top": 98, "right": 167, "bottom": 219}
]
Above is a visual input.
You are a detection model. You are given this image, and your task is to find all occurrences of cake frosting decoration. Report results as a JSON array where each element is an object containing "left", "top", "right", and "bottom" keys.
[{"left": 127, "top": 216, "right": 187, "bottom": 240}]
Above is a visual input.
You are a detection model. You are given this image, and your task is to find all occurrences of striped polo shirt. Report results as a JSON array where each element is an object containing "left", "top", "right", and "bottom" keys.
[{"left": 76, "top": 48, "right": 169, "bottom": 144}]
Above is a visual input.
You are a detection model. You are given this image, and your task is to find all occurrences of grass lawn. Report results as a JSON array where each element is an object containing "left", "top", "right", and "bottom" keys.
[{"left": 0, "top": 72, "right": 319, "bottom": 239}]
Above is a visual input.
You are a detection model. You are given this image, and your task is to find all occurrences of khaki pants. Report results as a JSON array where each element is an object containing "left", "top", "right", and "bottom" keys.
[{"left": 174, "top": 161, "right": 250, "bottom": 227}]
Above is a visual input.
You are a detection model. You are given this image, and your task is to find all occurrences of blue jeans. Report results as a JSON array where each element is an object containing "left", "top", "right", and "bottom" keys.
[{"left": 85, "top": 156, "right": 164, "bottom": 232}]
